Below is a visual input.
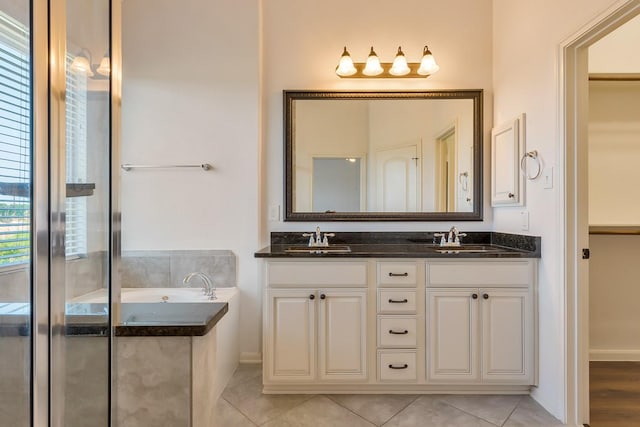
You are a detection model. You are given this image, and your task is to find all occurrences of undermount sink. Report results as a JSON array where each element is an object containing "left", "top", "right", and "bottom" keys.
[
  {"left": 285, "top": 245, "right": 352, "bottom": 254},
  {"left": 435, "top": 245, "right": 501, "bottom": 254}
]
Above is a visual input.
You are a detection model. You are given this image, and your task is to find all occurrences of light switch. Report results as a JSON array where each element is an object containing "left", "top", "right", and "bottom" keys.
[
  {"left": 520, "top": 211, "right": 529, "bottom": 231},
  {"left": 543, "top": 166, "right": 553, "bottom": 189}
]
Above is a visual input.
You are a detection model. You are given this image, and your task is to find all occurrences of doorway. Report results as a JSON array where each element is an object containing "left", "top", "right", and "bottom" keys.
[
  {"left": 435, "top": 126, "right": 457, "bottom": 212},
  {"left": 561, "top": 1, "right": 640, "bottom": 425}
]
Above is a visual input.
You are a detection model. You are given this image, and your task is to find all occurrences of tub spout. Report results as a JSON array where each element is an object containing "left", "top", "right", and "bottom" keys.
[{"left": 183, "top": 272, "right": 216, "bottom": 300}]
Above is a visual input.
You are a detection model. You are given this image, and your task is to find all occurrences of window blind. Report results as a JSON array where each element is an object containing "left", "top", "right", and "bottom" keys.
[
  {"left": 0, "top": 11, "right": 88, "bottom": 266},
  {"left": 0, "top": 11, "right": 30, "bottom": 266}
]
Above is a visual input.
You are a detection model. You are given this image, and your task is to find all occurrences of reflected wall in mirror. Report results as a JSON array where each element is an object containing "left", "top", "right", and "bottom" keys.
[{"left": 285, "top": 90, "right": 483, "bottom": 221}]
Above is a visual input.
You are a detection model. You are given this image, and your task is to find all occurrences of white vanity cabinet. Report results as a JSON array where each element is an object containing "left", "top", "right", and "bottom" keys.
[
  {"left": 262, "top": 257, "right": 537, "bottom": 393},
  {"left": 426, "top": 260, "right": 536, "bottom": 385},
  {"left": 264, "top": 261, "right": 368, "bottom": 384}
]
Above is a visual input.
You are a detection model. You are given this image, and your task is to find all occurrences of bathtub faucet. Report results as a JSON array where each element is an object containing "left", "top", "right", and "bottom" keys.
[{"left": 183, "top": 272, "right": 217, "bottom": 300}]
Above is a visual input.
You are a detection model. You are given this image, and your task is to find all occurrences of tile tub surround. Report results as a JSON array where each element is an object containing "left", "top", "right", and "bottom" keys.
[
  {"left": 116, "top": 285, "right": 240, "bottom": 426},
  {"left": 214, "top": 364, "right": 563, "bottom": 427},
  {"left": 121, "top": 250, "right": 236, "bottom": 288}
]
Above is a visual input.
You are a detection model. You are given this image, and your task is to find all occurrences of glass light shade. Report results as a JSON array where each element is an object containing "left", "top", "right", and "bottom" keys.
[
  {"left": 362, "top": 46, "right": 383, "bottom": 76},
  {"left": 389, "top": 46, "right": 410, "bottom": 76},
  {"left": 96, "top": 55, "right": 110, "bottom": 76},
  {"left": 335, "top": 47, "right": 357, "bottom": 77},
  {"left": 417, "top": 46, "right": 439, "bottom": 76},
  {"left": 70, "top": 54, "right": 94, "bottom": 77}
]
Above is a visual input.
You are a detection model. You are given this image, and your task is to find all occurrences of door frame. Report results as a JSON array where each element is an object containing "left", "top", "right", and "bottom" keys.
[{"left": 560, "top": 0, "right": 640, "bottom": 424}]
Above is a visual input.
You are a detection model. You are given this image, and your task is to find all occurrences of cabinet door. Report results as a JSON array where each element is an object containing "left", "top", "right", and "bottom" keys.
[
  {"left": 267, "top": 289, "right": 316, "bottom": 381},
  {"left": 318, "top": 290, "right": 367, "bottom": 381},
  {"left": 427, "top": 289, "right": 479, "bottom": 382},
  {"left": 481, "top": 289, "right": 533, "bottom": 383}
]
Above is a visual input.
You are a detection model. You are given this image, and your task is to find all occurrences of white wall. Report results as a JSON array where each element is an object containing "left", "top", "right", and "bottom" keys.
[
  {"left": 262, "top": 0, "right": 493, "bottom": 236},
  {"left": 492, "top": 0, "right": 625, "bottom": 420},
  {"left": 589, "top": 235, "right": 640, "bottom": 360},
  {"left": 590, "top": 13, "right": 640, "bottom": 72},
  {"left": 121, "top": 0, "right": 261, "bottom": 358},
  {"left": 588, "top": 82, "right": 640, "bottom": 224}
]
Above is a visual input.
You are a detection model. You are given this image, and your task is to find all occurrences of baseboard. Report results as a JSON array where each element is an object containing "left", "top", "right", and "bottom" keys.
[
  {"left": 240, "top": 352, "right": 262, "bottom": 364},
  {"left": 590, "top": 349, "right": 640, "bottom": 361}
]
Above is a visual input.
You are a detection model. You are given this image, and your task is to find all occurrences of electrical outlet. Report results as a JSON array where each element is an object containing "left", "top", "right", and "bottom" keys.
[
  {"left": 269, "top": 205, "right": 280, "bottom": 222},
  {"left": 520, "top": 211, "right": 529, "bottom": 231},
  {"left": 543, "top": 166, "right": 554, "bottom": 189}
]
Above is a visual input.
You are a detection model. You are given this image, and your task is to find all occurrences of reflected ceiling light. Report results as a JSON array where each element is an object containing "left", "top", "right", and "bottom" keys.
[
  {"left": 389, "top": 46, "right": 410, "bottom": 76},
  {"left": 96, "top": 54, "right": 110, "bottom": 76},
  {"left": 70, "top": 50, "right": 94, "bottom": 77},
  {"left": 417, "top": 45, "right": 440, "bottom": 76},
  {"left": 70, "top": 49, "right": 111, "bottom": 79},
  {"left": 362, "top": 46, "right": 384, "bottom": 76},
  {"left": 335, "top": 44, "right": 439, "bottom": 78},
  {"left": 335, "top": 47, "right": 357, "bottom": 77}
]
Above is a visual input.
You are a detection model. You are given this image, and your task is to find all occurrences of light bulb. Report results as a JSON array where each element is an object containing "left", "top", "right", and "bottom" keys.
[
  {"left": 417, "top": 45, "right": 439, "bottom": 76},
  {"left": 389, "top": 46, "right": 410, "bottom": 76},
  {"left": 96, "top": 55, "right": 110, "bottom": 76},
  {"left": 335, "top": 47, "right": 357, "bottom": 77},
  {"left": 70, "top": 54, "right": 94, "bottom": 77},
  {"left": 362, "top": 46, "right": 383, "bottom": 76}
]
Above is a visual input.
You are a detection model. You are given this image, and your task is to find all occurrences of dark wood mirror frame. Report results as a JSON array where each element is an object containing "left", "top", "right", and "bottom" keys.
[{"left": 284, "top": 90, "right": 483, "bottom": 221}]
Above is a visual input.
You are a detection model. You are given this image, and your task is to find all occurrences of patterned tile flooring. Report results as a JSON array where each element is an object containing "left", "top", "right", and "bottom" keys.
[{"left": 212, "top": 364, "right": 564, "bottom": 427}]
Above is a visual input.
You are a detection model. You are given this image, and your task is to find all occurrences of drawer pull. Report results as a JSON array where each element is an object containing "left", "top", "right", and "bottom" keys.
[
  {"left": 388, "top": 363, "right": 409, "bottom": 369},
  {"left": 388, "top": 298, "right": 409, "bottom": 304},
  {"left": 389, "top": 329, "right": 409, "bottom": 335},
  {"left": 388, "top": 272, "right": 409, "bottom": 277}
]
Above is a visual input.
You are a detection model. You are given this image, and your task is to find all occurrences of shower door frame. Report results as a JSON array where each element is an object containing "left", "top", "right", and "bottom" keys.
[{"left": 30, "top": 0, "right": 122, "bottom": 424}]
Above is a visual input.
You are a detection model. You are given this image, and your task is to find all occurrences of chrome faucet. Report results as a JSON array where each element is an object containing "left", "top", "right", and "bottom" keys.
[
  {"left": 183, "top": 272, "right": 216, "bottom": 300},
  {"left": 302, "top": 226, "right": 335, "bottom": 247},
  {"left": 434, "top": 226, "right": 467, "bottom": 247}
]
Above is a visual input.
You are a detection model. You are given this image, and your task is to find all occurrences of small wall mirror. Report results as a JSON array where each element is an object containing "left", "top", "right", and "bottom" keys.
[{"left": 284, "top": 90, "right": 483, "bottom": 221}]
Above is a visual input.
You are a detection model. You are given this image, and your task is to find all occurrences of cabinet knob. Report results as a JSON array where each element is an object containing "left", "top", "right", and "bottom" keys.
[
  {"left": 309, "top": 294, "right": 315, "bottom": 300},
  {"left": 472, "top": 293, "right": 478, "bottom": 299},
  {"left": 483, "top": 293, "right": 489, "bottom": 299},
  {"left": 508, "top": 192, "right": 515, "bottom": 199},
  {"left": 320, "top": 294, "right": 326, "bottom": 300}
]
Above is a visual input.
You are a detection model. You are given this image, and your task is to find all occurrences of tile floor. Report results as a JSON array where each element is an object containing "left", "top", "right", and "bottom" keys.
[{"left": 212, "top": 364, "right": 564, "bottom": 427}]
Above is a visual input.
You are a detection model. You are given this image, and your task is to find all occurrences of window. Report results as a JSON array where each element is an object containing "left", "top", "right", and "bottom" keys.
[
  {"left": 0, "top": 11, "right": 30, "bottom": 267},
  {"left": 0, "top": 11, "right": 88, "bottom": 267}
]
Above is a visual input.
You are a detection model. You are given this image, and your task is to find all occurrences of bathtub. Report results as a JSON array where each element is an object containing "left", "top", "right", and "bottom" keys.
[{"left": 72, "top": 286, "right": 240, "bottom": 402}]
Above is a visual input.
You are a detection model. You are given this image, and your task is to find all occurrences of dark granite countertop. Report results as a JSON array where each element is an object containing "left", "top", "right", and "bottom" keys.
[
  {"left": 255, "top": 231, "right": 540, "bottom": 259},
  {"left": 1, "top": 302, "right": 228, "bottom": 337},
  {"left": 116, "top": 302, "right": 228, "bottom": 337}
]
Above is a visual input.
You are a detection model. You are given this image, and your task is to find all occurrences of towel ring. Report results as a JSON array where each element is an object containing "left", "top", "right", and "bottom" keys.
[{"left": 520, "top": 150, "right": 541, "bottom": 180}]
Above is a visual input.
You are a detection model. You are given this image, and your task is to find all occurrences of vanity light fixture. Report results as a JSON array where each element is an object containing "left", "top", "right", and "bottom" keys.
[
  {"left": 335, "top": 45, "right": 439, "bottom": 78},
  {"left": 70, "top": 48, "right": 110, "bottom": 78}
]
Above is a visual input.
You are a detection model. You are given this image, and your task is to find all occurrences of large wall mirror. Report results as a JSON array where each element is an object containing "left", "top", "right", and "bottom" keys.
[{"left": 284, "top": 90, "right": 483, "bottom": 221}]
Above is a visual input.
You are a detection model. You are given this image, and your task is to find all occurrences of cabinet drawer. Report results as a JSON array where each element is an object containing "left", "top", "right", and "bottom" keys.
[
  {"left": 378, "top": 262, "right": 418, "bottom": 287},
  {"left": 427, "top": 261, "right": 531, "bottom": 287},
  {"left": 268, "top": 262, "right": 368, "bottom": 287},
  {"left": 378, "top": 351, "right": 417, "bottom": 381},
  {"left": 378, "top": 289, "right": 416, "bottom": 313},
  {"left": 378, "top": 316, "right": 417, "bottom": 347}
]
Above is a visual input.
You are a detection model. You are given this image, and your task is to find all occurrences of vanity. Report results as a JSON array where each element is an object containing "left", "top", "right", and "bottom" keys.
[
  {"left": 255, "top": 231, "right": 540, "bottom": 394},
  {"left": 257, "top": 89, "right": 539, "bottom": 394}
]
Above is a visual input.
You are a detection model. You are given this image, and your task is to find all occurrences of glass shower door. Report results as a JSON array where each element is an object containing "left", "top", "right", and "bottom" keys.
[
  {"left": 0, "top": 2, "right": 32, "bottom": 425},
  {"left": 51, "top": 0, "right": 113, "bottom": 425}
]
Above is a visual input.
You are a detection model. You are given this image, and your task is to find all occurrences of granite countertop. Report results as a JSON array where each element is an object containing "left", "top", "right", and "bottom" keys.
[
  {"left": 0, "top": 302, "right": 228, "bottom": 337},
  {"left": 116, "top": 302, "right": 228, "bottom": 337},
  {"left": 255, "top": 231, "right": 541, "bottom": 259}
]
